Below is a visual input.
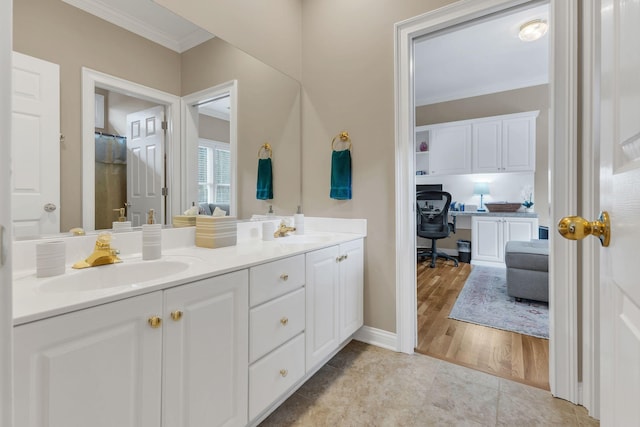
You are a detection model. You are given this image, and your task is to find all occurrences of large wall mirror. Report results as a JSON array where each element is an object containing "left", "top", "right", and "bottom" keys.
[{"left": 12, "top": 0, "right": 301, "bottom": 238}]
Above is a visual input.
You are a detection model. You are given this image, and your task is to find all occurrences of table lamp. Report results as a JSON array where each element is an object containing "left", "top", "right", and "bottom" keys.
[{"left": 473, "top": 182, "right": 490, "bottom": 212}]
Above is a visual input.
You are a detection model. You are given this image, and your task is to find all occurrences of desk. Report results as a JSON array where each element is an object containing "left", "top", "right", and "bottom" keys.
[{"left": 452, "top": 212, "right": 539, "bottom": 266}]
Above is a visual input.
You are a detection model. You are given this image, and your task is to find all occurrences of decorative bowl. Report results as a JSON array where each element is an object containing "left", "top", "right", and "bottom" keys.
[{"left": 484, "top": 202, "right": 522, "bottom": 213}]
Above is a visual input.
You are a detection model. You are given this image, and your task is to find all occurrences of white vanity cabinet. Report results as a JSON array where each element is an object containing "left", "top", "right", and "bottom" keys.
[
  {"left": 14, "top": 292, "right": 164, "bottom": 427},
  {"left": 248, "top": 255, "right": 306, "bottom": 421},
  {"left": 14, "top": 270, "right": 249, "bottom": 427},
  {"left": 306, "top": 239, "right": 364, "bottom": 371},
  {"left": 162, "top": 270, "right": 249, "bottom": 427},
  {"left": 471, "top": 216, "right": 538, "bottom": 265}
]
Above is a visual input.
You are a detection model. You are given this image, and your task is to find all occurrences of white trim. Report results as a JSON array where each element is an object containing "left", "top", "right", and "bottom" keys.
[
  {"left": 579, "top": 0, "right": 600, "bottom": 418},
  {"left": 182, "top": 81, "right": 238, "bottom": 217},
  {"left": 352, "top": 326, "right": 398, "bottom": 352},
  {"left": 0, "top": 0, "right": 12, "bottom": 423},
  {"left": 548, "top": 0, "right": 579, "bottom": 403},
  {"left": 395, "top": 0, "right": 580, "bottom": 403},
  {"left": 81, "top": 68, "right": 181, "bottom": 230},
  {"left": 62, "top": 0, "right": 212, "bottom": 53}
]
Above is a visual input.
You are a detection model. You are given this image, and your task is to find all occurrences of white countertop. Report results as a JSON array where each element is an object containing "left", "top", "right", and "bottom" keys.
[
  {"left": 450, "top": 211, "right": 538, "bottom": 218},
  {"left": 13, "top": 219, "right": 366, "bottom": 326}
]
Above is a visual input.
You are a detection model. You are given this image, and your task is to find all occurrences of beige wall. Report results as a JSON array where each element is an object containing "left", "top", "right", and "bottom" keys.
[
  {"left": 14, "top": 0, "right": 181, "bottom": 231},
  {"left": 181, "top": 38, "right": 301, "bottom": 218},
  {"left": 415, "top": 85, "right": 550, "bottom": 227},
  {"left": 199, "top": 115, "right": 230, "bottom": 143},
  {"left": 156, "top": 0, "right": 302, "bottom": 81},
  {"left": 301, "top": 0, "right": 455, "bottom": 333}
]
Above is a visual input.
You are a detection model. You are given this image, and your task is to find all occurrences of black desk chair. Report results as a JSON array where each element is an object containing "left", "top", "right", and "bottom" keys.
[{"left": 417, "top": 190, "right": 459, "bottom": 268}]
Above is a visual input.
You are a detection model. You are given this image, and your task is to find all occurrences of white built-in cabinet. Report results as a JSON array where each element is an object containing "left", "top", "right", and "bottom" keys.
[
  {"left": 416, "top": 110, "right": 538, "bottom": 176},
  {"left": 14, "top": 270, "right": 249, "bottom": 427},
  {"left": 471, "top": 216, "right": 539, "bottom": 266},
  {"left": 305, "top": 239, "right": 364, "bottom": 371},
  {"left": 14, "top": 239, "right": 364, "bottom": 427}
]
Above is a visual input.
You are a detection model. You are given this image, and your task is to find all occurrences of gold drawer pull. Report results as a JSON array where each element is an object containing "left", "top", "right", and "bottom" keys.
[
  {"left": 170, "top": 310, "right": 183, "bottom": 321},
  {"left": 148, "top": 316, "right": 162, "bottom": 328},
  {"left": 280, "top": 273, "right": 289, "bottom": 281},
  {"left": 279, "top": 369, "right": 288, "bottom": 377},
  {"left": 280, "top": 317, "right": 289, "bottom": 326}
]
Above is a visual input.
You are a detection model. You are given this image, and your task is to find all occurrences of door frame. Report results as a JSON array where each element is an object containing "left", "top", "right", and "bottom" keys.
[
  {"left": 181, "top": 80, "right": 238, "bottom": 217},
  {"left": 81, "top": 68, "right": 181, "bottom": 230},
  {"left": 394, "top": 0, "right": 581, "bottom": 405}
]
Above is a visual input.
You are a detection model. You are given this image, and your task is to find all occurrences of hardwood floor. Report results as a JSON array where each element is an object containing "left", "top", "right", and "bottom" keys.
[{"left": 415, "top": 258, "right": 550, "bottom": 390}]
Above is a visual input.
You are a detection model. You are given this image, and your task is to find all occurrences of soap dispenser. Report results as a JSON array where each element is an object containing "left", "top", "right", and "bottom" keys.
[
  {"left": 112, "top": 207, "right": 132, "bottom": 232},
  {"left": 294, "top": 205, "right": 305, "bottom": 235},
  {"left": 142, "top": 209, "right": 161, "bottom": 260}
]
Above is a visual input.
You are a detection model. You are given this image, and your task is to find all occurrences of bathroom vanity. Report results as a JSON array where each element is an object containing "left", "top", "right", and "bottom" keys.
[{"left": 12, "top": 219, "right": 365, "bottom": 427}]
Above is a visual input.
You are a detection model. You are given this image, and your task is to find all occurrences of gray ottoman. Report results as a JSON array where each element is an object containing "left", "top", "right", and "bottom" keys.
[{"left": 505, "top": 240, "right": 549, "bottom": 303}]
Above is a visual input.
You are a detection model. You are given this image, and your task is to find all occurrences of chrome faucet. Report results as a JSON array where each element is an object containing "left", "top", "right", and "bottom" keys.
[
  {"left": 72, "top": 232, "right": 121, "bottom": 269},
  {"left": 274, "top": 220, "right": 296, "bottom": 238}
]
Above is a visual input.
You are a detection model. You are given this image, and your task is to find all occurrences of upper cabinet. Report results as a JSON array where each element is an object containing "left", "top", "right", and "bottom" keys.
[{"left": 416, "top": 110, "right": 538, "bottom": 176}]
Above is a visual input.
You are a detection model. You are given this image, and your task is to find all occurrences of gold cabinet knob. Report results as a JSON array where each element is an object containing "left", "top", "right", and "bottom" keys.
[
  {"left": 280, "top": 317, "right": 289, "bottom": 326},
  {"left": 280, "top": 273, "right": 289, "bottom": 281},
  {"left": 557, "top": 211, "right": 610, "bottom": 247},
  {"left": 170, "top": 310, "right": 183, "bottom": 321},
  {"left": 148, "top": 316, "right": 162, "bottom": 328},
  {"left": 279, "top": 369, "right": 288, "bottom": 377}
]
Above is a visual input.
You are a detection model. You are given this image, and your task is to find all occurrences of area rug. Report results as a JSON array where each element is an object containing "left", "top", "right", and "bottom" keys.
[{"left": 448, "top": 266, "right": 549, "bottom": 339}]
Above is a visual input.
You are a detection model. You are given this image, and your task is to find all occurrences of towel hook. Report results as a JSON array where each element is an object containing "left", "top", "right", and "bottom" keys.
[
  {"left": 258, "top": 142, "right": 272, "bottom": 159},
  {"left": 331, "top": 131, "right": 352, "bottom": 151}
]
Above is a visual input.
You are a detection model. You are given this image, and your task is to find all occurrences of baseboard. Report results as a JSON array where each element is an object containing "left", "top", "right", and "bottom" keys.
[{"left": 353, "top": 325, "right": 398, "bottom": 351}]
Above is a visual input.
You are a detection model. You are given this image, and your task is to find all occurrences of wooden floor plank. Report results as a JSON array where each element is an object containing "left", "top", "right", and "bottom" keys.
[{"left": 415, "top": 259, "right": 550, "bottom": 390}]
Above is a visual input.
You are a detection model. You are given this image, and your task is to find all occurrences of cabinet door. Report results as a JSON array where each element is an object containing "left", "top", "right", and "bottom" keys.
[
  {"left": 339, "top": 239, "right": 364, "bottom": 341},
  {"left": 305, "top": 245, "right": 340, "bottom": 371},
  {"left": 14, "top": 292, "right": 163, "bottom": 427},
  {"left": 472, "top": 120, "right": 502, "bottom": 173},
  {"left": 429, "top": 124, "right": 472, "bottom": 175},
  {"left": 502, "top": 116, "right": 536, "bottom": 171},
  {"left": 163, "top": 270, "right": 249, "bottom": 427},
  {"left": 504, "top": 217, "right": 538, "bottom": 243},
  {"left": 471, "top": 217, "right": 503, "bottom": 263}
]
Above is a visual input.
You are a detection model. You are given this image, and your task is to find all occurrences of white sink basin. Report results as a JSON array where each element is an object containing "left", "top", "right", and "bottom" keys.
[
  {"left": 38, "top": 257, "right": 199, "bottom": 293},
  {"left": 275, "top": 234, "right": 333, "bottom": 244}
]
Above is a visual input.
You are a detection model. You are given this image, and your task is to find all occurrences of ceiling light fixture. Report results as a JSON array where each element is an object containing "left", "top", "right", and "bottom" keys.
[{"left": 518, "top": 19, "right": 548, "bottom": 42}]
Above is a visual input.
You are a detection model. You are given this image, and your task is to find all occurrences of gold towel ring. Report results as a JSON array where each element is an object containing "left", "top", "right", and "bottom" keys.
[
  {"left": 331, "top": 131, "right": 352, "bottom": 151},
  {"left": 258, "top": 142, "right": 272, "bottom": 159}
]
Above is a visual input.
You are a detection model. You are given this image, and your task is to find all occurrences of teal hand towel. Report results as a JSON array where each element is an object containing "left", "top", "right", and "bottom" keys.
[
  {"left": 256, "top": 158, "right": 273, "bottom": 200},
  {"left": 330, "top": 150, "right": 352, "bottom": 200}
]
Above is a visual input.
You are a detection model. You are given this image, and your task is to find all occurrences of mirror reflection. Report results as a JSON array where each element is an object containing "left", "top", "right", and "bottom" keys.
[{"left": 12, "top": 0, "right": 301, "bottom": 238}]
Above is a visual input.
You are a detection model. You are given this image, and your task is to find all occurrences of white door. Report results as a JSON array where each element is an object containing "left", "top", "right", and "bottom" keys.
[
  {"left": 11, "top": 52, "right": 60, "bottom": 237},
  {"left": 306, "top": 245, "right": 340, "bottom": 371},
  {"left": 162, "top": 271, "right": 248, "bottom": 427},
  {"left": 13, "top": 292, "right": 163, "bottom": 427},
  {"left": 472, "top": 216, "right": 502, "bottom": 263},
  {"left": 127, "top": 106, "right": 164, "bottom": 226},
  {"left": 502, "top": 115, "right": 536, "bottom": 172},
  {"left": 599, "top": 0, "right": 640, "bottom": 424},
  {"left": 472, "top": 120, "right": 502, "bottom": 173},
  {"left": 429, "top": 124, "right": 472, "bottom": 175}
]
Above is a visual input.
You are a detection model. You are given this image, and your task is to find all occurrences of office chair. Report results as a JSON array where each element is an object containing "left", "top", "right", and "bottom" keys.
[{"left": 416, "top": 190, "right": 459, "bottom": 268}]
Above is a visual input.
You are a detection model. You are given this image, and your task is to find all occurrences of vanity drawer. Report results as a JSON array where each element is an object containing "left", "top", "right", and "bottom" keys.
[
  {"left": 250, "top": 254, "right": 305, "bottom": 306},
  {"left": 249, "top": 333, "right": 305, "bottom": 420},
  {"left": 250, "top": 288, "right": 305, "bottom": 363}
]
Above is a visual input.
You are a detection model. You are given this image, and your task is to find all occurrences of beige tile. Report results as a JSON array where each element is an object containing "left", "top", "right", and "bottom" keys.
[
  {"left": 497, "top": 380, "right": 579, "bottom": 426},
  {"left": 436, "top": 359, "right": 501, "bottom": 390},
  {"left": 574, "top": 406, "right": 600, "bottom": 426}
]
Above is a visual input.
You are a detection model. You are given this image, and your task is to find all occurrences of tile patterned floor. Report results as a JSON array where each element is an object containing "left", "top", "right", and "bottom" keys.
[{"left": 260, "top": 340, "right": 599, "bottom": 426}]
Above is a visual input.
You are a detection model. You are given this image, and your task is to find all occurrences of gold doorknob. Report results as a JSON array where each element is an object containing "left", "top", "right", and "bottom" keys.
[
  {"left": 148, "top": 316, "right": 162, "bottom": 328},
  {"left": 557, "top": 211, "right": 610, "bottom": 247},
  {"left": 170, "top": 310, "right": 183, "bottom": 321}
]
